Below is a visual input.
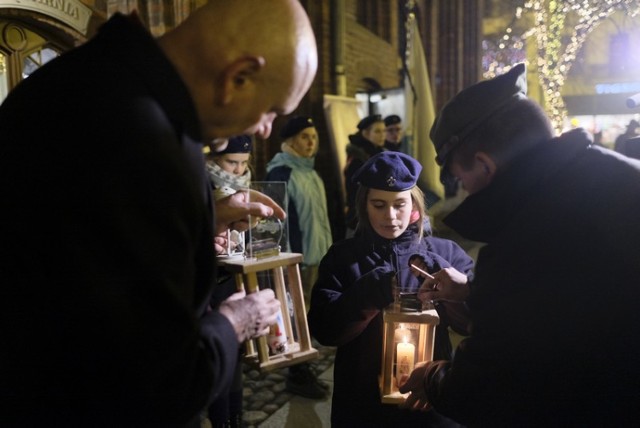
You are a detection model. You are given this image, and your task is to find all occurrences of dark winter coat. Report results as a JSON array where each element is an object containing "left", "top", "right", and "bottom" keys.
[
  {"left": 423, "top": 129, "right": 640, "bottom": 427},
  {"left": 308, "top": 225, "right": 474, "bottom": 427},
  {"left": 0, "top": 14, "right": 236, "bottom": 427}
]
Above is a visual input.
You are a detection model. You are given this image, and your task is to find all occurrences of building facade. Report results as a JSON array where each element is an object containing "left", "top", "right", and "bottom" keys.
[{"left": 0, "top": 0, "right": 482, "bottom": 238}]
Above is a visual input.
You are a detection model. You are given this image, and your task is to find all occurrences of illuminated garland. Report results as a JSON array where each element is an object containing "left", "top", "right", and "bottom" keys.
[{"left": 483, "top": 0, "right": 640, "bottom": 132}]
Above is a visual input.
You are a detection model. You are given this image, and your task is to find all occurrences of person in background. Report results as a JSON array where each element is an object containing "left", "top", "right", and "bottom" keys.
[
  {"left": 384, "top": 114, "right": 410, "bottom": 154},
  {"left": 205, "top": 135, "right": 253, "bottom": 427},
  {"left": 0, "top": 0, "right": 317, "bottom": 426},
  {"left": 344, "top": 114, "right": 386, "bottom": 237},
  {"left": 265, "top": 115, "right": 333, "bottom": 399},
  {"left": 308, "top": 151, "right": 474, "bottom": 427},
  {"left": 399, "top": 63, "right": 640, "bottom": 426},
  {"left": 266, "top": 116, "right": 332, "bottom": 307},
  {"left": 206, "top": 135, "right": 253, "bottom": 256},
  {"left": 624, "top": 134, "right": 640, "bottom": 160},
  {"left": 206, "top": 135, "right": 252, "bottom": 200},
  {"left": 614, "top": 118, "right": 639, "bottom": 155}
]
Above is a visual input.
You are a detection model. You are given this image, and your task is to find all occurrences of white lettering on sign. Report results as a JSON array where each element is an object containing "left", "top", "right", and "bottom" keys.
[{"left": 0, "top": 0, "right": 92, "bottom": 34}]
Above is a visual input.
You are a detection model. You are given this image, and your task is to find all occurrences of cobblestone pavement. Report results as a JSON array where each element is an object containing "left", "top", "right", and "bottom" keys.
[{"left": 241, "top": 343, "right": 336, "bottom": 427}]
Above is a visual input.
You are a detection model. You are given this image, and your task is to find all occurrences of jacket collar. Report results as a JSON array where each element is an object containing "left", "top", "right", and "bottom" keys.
[
  {"left": 444, "top": 128, "right": 592, "bottom": 243},
  {"left": 361, "top": 224, "right": 420, "bottom": 250},
  {"left": 96, "top": 13, "right": 201, "bottom": 141},
  {"left": 347, "top": 133, "right": 383, "bottom": 157}
]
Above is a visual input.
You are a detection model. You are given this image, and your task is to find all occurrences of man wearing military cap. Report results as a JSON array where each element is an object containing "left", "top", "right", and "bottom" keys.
[{"left": 399, "top": 63, "right": 640, "bottom": 426}]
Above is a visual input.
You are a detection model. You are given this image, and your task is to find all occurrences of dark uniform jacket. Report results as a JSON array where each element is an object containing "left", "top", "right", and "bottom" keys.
[
  {"left": 308, "top": 226, "right": 473, "bottom": 427},
  {"left": 0, "top": 14, "right": 236, "bottom": 427},
  {"left": 423, "top": 129, "right": 640, "bottom": 427}
]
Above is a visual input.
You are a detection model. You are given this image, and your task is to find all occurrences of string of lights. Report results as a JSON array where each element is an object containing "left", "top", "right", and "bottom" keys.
[{"left": 483, "top": 0, "right": 640, "bottom": 131}]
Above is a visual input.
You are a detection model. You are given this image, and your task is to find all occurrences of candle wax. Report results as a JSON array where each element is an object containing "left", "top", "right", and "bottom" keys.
[{"left": 396, "top": 341, "right": 415, "bottom": 379}]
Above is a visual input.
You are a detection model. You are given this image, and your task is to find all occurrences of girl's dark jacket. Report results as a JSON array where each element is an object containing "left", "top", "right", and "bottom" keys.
[
  {"left": 308, "top": 225, "right": 474, "bottom": 427},
  {"left": 421, "top": 129, "right": 640, "bottom": 427}
]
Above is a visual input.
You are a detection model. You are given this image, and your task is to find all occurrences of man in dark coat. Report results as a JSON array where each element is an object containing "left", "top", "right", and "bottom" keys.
[
  {"left": 400, "top": 63, "right": 640, "bottom": 426},
  {"left": 0, "top": 1, "right": 317, "bottom": 427}
]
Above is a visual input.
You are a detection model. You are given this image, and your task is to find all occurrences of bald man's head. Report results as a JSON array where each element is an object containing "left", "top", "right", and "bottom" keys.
[{"left": 158, "top": 0, "right": 318, "bottom": 141}]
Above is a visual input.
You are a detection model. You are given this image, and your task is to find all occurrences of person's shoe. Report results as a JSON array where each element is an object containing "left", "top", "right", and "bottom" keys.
[{"left": 286, "top": 370, "right": 328, "bottom": 399}]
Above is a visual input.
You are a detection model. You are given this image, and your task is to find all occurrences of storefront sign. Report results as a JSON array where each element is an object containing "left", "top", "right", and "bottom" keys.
[{"left": 0, "top": 0, "right": 91, "bottom": 34}]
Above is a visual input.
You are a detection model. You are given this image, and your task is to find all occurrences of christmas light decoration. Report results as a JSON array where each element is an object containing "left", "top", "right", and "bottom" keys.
[{"left": 483, "top": 0, "right": 640, "bottom": 131}]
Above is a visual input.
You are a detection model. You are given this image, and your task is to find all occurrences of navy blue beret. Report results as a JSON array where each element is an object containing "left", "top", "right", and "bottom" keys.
[
  {"left": 431, "top": 63, "right": 528, "bottom": 166},
  {"left": 384, "top": 115, "right": 402, "bottom": 127},
  {"left": 352, "top": 151, "right": 422, "bottom": 191},
  {"left": 216, "top": 135, "right": 253, "bottom": 155},
  {"left": 280, "top": 116, "right": 315, "bottom": 140},
  {"left": 357, "top": 114, "right": 383, "bottom": 131}
]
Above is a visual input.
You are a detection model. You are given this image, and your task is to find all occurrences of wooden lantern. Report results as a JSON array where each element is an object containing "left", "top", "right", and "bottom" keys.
[
  {"left": 379, "top": 305, "right": 439, "bottom": 404},
  {"left": 217, "top": 252, "right": 319, "bottom": 371}
]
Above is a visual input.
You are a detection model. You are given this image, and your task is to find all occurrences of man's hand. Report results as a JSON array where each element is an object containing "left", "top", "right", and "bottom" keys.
[
  {"left": 214, "top": 232, "right": 229, "bottom": 255},
  {"left": 218, "top": 289, "right": 281, "bottom": 343},
  {"left": 214, "top": 190, "right": 286, "bottom": 235},
  {"left": 214, "top": 231, "right": 243, "bottom": 255},
  {"left": 410, "top": 264, "right": 469, "bottom": 303},
  {"left": 399, "top": 361, "right": 432, "bottom": 412}
]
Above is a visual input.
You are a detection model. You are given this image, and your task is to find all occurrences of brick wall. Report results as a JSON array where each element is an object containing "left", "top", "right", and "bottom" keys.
[{"left": 343, "top": 0, "right": 402, "bottom": 95}]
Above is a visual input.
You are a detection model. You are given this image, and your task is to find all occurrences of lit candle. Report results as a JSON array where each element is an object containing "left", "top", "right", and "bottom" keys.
[
  {"left": 394, "top": 324, "right": 411, "bottom": 342},
  {"left": 396, "top": 340, "right": 415, "bottom": 379}
]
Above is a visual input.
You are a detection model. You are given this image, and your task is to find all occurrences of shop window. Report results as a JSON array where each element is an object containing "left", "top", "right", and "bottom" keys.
[
  {"left": 0, "top": 51, "right": 8, "bottom": 101},
  {"left": 22, "top": 47, "right": 58, "bottom": 79},
  {"left": 0, "top": 20, "right": 62, "bottom": 104},
  {"left": 609, "top": 32, "right": 629, "bottom": 75}
]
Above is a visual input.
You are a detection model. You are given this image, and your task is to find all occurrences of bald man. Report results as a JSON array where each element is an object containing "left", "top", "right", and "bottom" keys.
[{"left": 0, "top": 1, "right": 317, "bottom": 427}]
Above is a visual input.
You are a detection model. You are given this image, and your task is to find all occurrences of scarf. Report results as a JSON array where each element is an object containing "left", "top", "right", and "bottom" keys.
[{"left": 205, "top": 161, "right": 252, "bottom": 201}]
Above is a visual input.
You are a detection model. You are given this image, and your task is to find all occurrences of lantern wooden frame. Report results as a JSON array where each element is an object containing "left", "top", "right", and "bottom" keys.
[
  {"left": 379, "top": 307, "right": 439, "bottom": 404},
  {"left": 217, "top": 252, "right": 318, "bottom": 371}
]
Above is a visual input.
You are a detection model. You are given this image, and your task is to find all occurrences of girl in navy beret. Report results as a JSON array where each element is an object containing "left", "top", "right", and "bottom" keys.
[{"left": 308, "top": 151, "right": 474, "bottom": 427}]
